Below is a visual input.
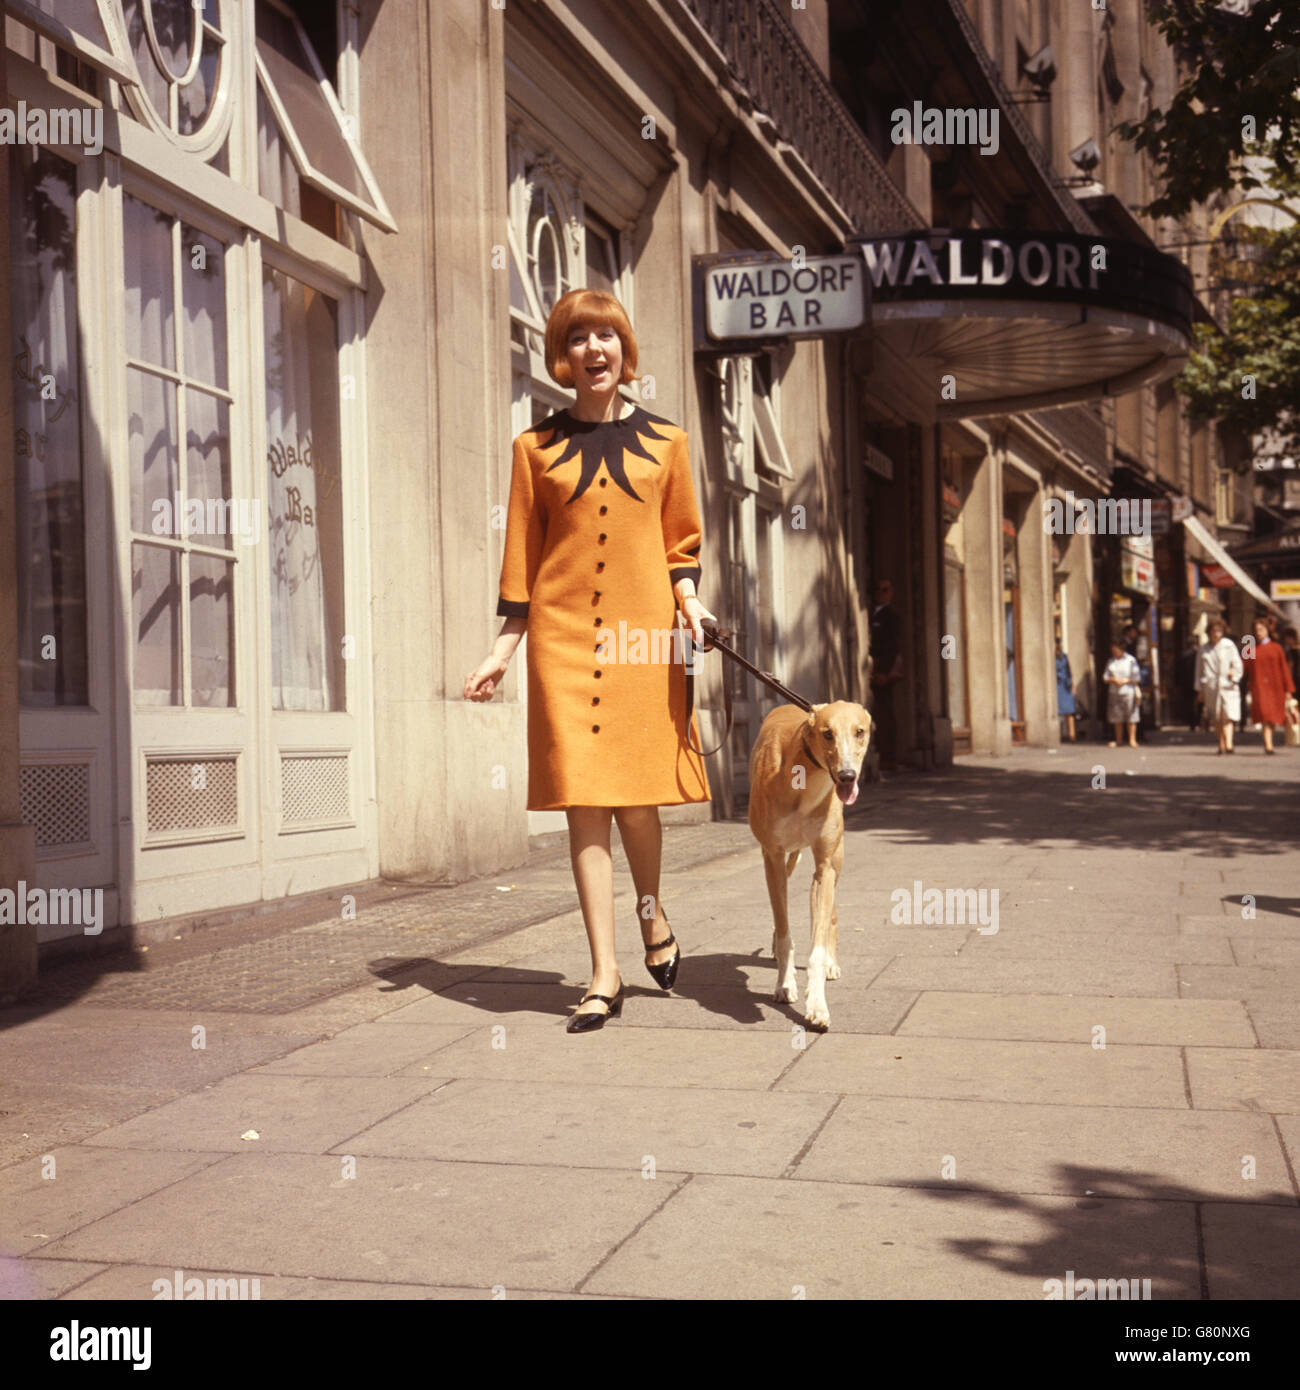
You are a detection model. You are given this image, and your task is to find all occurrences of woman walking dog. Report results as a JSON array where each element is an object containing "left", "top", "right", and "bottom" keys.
[{"left": 464, "top": 290, "right": 715, "bottom": 1032}]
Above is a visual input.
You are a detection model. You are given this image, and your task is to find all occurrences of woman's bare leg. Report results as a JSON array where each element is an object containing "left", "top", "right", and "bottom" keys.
[
  {"left": 613, "top": 804, "right": 676, "bottom": 966},
  {"left": 566, "top": 806, "right": 620, "bottom": 1014},
  {"left": 1262, "top": 722, "right": 1275, "bottom": 752},
  {"left": 1221, "top": 717, "right": 1235, "bottom": 752}
]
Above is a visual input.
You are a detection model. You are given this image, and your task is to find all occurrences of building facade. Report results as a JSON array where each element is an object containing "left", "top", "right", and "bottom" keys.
[{"left": 1, "top": 0, "right": 1245, "bottom": 996}]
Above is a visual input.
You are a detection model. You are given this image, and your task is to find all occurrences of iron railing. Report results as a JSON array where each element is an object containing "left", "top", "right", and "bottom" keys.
[{"left": 677, "top": 0, "right": 920, "bottom": 234}]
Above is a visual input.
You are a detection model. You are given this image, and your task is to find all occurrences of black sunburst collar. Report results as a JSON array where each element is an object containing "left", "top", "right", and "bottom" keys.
[{"left": 539, "top": 406, "right": 673, "bottom": 504}]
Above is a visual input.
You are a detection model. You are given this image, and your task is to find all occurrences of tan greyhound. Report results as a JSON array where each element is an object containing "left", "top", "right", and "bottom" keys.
[{"left": 747, "top": 701, "right": 872, "bottom": 1031}]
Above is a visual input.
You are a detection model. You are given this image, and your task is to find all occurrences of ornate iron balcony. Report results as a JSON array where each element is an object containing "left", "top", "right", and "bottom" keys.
[{"left": 677, "top": 0, "right": 919, "bottom": 234}]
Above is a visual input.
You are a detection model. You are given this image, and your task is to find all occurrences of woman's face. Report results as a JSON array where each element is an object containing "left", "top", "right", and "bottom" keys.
[
  {"left": 1209, "top": 624, "right": 1224, "bottom": 642},
  {"left": 1254, "top": 621, "right": 1269, "bottom": 642},
  {"left": 565, "top": 320, "right": 622, "bottom": 395}
]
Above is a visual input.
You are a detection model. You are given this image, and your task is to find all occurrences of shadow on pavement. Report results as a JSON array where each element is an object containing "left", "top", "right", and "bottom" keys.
[
  {"left": 908, "top": 1166, "right": 1295, "bottom": 1299},
  {"left": 846, "top": 765, "right": 1298, "bottom": 857},
  {"left": 368, "top": 950, "right": 806, "bottom": 1026}
]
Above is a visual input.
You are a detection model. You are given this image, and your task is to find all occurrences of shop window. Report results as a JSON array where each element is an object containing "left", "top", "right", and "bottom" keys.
[
  {"left": 125, "top": 194, "right": 234, "bottom": 708},
  {"left": 10, "top": 146, "right": 89, "bottom": 708},
  {"left": 262, "top": 266, "right": 345, "bottom": 712}
]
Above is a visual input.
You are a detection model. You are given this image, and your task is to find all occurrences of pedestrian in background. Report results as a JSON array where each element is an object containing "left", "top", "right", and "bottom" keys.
[
  {"left": 1197, "top": 617, "right": 1243, "bottom": 755},
  {"left": 1242, "top": 616, "right": 1295, "bottom": 756},
  {"left": 1104, "top": 639, "right": 1141, "bottom": 748},
  {"left": 1056, "top": 639, "right": 1076, "bottom": 742}
]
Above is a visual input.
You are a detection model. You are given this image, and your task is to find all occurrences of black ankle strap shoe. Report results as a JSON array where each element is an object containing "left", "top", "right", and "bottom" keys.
[{"left": 566, "top": 980, "right": 624, "bottom": 1033}]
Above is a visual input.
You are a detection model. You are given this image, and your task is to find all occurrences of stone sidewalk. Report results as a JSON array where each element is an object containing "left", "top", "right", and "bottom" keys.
[{"left": 1, "top": 733, "right": 1297, "bottom": 1299}]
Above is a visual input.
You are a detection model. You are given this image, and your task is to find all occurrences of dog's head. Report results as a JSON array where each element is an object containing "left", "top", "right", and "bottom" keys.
[{"left": 803, "top": 701, "right": 873, "bottom": 806}]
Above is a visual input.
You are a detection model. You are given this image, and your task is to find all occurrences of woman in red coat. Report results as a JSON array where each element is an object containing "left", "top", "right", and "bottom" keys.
[{"left": 1243, "top": 617, "right": 1295, "bottom": 755}]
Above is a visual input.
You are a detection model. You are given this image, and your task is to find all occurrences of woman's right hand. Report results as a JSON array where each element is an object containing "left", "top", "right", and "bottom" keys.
[{"left": 464, "top": 655, "right": 509, "bottom": 702}]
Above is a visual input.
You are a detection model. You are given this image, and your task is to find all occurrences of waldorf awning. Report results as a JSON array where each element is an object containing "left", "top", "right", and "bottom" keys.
[
  {"left": 850, "top": 230, "right": 1194, "bottom": 419},
  {"left": 1183, "top": 514, "right": 1284, "bottom": 616}
]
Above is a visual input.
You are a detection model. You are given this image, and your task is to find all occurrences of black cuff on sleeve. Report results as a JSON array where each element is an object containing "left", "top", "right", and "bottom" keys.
[
  {"left": 669, "top": 566, "right": 702, "bottom": 588},
  {"left": 496, "top": 597, "right": 530, "bottom": 619}
]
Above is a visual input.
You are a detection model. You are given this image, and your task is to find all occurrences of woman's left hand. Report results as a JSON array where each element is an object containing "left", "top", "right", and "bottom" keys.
[{"left": 680, "top": 594, "right": 717, "bottom": 648}]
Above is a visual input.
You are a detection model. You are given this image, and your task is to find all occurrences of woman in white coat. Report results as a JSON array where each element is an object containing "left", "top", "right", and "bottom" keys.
[{"left": 1197, "top": 618, "right": 1243, "bottom": 754}]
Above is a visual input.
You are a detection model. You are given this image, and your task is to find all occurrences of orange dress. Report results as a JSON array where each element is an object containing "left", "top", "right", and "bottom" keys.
[{"left": 497, "top": 406, "right": 712, "bottom": 811}]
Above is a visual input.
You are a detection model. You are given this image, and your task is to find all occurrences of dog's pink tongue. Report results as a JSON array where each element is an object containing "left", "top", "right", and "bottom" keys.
[{"left": 836, "top": 779, "right": 859, "bottom": 806}]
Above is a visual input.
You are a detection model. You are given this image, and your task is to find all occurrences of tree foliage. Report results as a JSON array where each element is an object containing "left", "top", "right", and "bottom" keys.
[
  {"left": 1117, "top": 1, "right": 1300, "bottom": 458},
  {"left": 1177, "top": 218, "right": 1300, "bottom": 460},
  {"left": 1116, "top": 0, "right": 1300, "bottom": 221}
]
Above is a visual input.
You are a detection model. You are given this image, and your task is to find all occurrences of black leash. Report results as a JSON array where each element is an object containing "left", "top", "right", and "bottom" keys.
[{"left": 683, "top": 618, "right": 813, "bottom": 757}]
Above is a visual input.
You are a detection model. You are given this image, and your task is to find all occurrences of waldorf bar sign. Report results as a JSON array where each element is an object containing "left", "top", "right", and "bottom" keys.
[
  {"left": 846, "top": 229, "right": 1194, "bottom": 419},
  {"left": 693, "top": 251, "right": 867, "bottom": 348}
]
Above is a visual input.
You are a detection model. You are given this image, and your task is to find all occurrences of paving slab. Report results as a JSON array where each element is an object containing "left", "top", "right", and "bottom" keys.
[
  {"left": 955, "top": 932, "right": 1232, "bottom": 965},
  {"left": 0, "top": 1082, "right": 185, "bottom": 1168},
  {"left": 1201, "top": 1202, "right": 1300, "bottom": 1299},
  {"left": 0, "top": 1256, "right": 106, "bottom": 1299},
  {"left": 0, "top": 1018, "right": 322, "bottom": 1088},
  {"left": 700, "top": 926, "right": 971, "bottom": 957},
  {"left": 775, "top": 1035, "right": 1187, "bottom": 1108},
  {"left": 0, "top": 1146, "right": 226, "bottom": 1256},
  {"left": 1180, "top": 913, "right": 1300, "bottom": 936},
  {"left": 39, "top": 1152, "right": 683, "bottom": 1291},
  {"left": 870, "top": 956, "right": 1177, "bottom": 997},
  {"left": 1178, "top": 966, "right": 1300, "bottom": 1000},
  {"left": 62, "top": 1263, "right": 626, "bottom": 1299},
  {"left": 347, "top": 1077, "right": 833, "bottom": 1178},
  {"left": 1244, "top": 1002, "right": 1300, "bottom": 1050},
  {"left": 790, "top": 1095, "right": 1293, "bottom": 1201},
  {"left": 1185, "top": 1049, "right": 1300, "bottom": 1115},
  {"left": 393, "top": 1022, "right": 800, "bottom": 1091},
  {"left": 607, "top": 985, "right": 921, "bottom": 1035},
  {"left": 374, "top": 981, "right": 577, "bottom": 1027},
  {"left": 583, "top": 1174, "right": 1201, "bottom": 1300},
  {"left": 897, "top": 992, "right": 1256, "bottom": 1046},
  {"left": 1228, "top": 938, "right": 1300, "bottom": 967},
  {"left": 251, "top": 1022, "right": 478, "bottom": 1077},
  {"left": 80, "top": 1074, "right": 438, "bottom": 1153}
]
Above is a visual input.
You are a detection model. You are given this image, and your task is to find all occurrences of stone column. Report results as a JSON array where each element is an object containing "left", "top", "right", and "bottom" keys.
[
  {"left": 1016, "top": 476, "right": 1055, "bottom": 745},
  {"left": 358, "top": 0, "right": 514, "bottom": 882},
  {"left": 963, "top": 436, "right": 1009, "bottom": 755},
  {"left": 0, "top": 42, "right": 39, "bottom": 1001}
]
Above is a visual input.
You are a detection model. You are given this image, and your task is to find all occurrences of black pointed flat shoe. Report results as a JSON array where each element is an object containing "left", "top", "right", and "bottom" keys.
[
  {"left": 643, "top": 917, "right": 681, "bottom": 991},
  {"left": 566, "top": 981, "right": 624, "bottom": 1033}
]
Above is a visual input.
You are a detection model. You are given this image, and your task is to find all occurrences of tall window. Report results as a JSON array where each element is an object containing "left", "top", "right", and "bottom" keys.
[
  {"left": 263, "top": 266, "right": 345, "bottom": 712},
  {"left": 10, "top": 147, "right": 88, "bottom": 707},
  {"left": 506, "top": 131, "right": 631, "bottom": 431},
  {"left": 125, "top": 194, "right": 234, "bottom": 707}
]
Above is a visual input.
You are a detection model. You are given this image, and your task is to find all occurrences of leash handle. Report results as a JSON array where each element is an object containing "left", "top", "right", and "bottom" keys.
[{"left": 683, "top": 618, "right": 813, "bottom": 758}]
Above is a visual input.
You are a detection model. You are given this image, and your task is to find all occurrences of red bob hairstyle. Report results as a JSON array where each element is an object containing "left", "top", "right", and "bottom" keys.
[{"left": 544, "top": 289, "right": 639, "bottom": 388}]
